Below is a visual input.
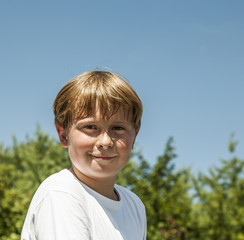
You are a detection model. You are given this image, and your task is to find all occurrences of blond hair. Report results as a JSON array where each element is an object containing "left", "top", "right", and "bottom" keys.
[{"left": 53, "top": 71, "right": 143, "bottom": 131}]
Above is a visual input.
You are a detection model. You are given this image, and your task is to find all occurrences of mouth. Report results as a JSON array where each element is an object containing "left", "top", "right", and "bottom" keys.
[{"left": 91, "top": 155, "right": 117, "bottom": 161}]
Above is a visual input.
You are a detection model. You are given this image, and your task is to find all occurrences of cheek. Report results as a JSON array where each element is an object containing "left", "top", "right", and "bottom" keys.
[
  {"left": 69, "top": 134, "right": 94, "bottom": 154},
  {"left": 116, "top": 136, "right": 135, "bottom": 152}
]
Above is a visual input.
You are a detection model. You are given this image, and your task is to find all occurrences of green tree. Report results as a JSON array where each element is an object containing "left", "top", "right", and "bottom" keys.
[{"left": 191, "top": 136, "right": 244, "bottom": 240}]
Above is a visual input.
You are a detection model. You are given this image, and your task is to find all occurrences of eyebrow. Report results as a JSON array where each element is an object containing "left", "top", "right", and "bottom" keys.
[{"left": 75, "top": 119, "right": 132, "bottom": 125}]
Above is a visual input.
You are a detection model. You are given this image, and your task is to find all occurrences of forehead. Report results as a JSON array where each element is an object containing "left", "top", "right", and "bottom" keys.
[{"left": 77, "top": 107, "right": 133, "bottom": 124}]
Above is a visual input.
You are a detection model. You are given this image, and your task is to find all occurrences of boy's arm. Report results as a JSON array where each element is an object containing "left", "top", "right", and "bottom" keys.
[{"left": 34, "top": 191, "right": 92, "bottom": 240}]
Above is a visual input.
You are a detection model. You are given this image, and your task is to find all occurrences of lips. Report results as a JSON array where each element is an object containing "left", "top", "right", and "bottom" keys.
[{"left": 91, "top": 155, "right": 116, "bottom": 161}]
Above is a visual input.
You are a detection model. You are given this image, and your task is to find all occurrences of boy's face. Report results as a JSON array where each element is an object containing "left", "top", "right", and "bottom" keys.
[{"left": 57, "top": 108, "right": 138, "bottom": 181}]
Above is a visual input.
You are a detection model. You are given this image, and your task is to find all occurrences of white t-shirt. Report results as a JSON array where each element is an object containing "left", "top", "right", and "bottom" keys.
[{"left": 21, "top": 169, "right": 147, "bottom": 240}]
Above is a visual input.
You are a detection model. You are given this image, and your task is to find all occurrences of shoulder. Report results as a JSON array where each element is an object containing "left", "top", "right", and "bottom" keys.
[
  {"left": 115, "top": 185, "right": 147, "bottom": 238},
  {"left": 115, "top": 184, "right": 145, "bottom": 210},
  {"left": 39, "top": 169, "right": 82, "bottom": 192},
  {"left": 30, "top": 169, "right": 88, "bottom": 209},
  {"left": 22, "top": 170, "right": 93, "bottom": 240},
  {"left": 21, "top": 170, "right": 93, "bottom": 239},
  {"left": 44, "top": 169, "right": 80, "bottom": 191}
]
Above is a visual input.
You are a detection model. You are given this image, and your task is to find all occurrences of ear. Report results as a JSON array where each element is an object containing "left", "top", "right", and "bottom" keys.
[{"left": 56, "top": 125, "right": 69, "bottom": 148}]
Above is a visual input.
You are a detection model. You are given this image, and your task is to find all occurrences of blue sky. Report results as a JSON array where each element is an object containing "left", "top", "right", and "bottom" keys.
[{"left": 1, "top": 0, "right": 244, "bottom": 174}]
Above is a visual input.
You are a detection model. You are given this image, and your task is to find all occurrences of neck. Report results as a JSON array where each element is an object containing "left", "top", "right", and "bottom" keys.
[{"left": 70, "top": 167, "right": 119, "bottom": 201}]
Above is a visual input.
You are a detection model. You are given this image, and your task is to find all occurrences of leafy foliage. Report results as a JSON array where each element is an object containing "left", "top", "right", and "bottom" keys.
[
  {"left": 191, "top": 154, "right": 244, "bottom": 239},
  {"left": 0, "top": 127, "right": 243, "bottom": 240}
]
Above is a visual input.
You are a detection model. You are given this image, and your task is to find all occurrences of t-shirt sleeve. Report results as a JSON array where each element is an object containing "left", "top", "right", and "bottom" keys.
[
  {"left": 33, "top": 190, "right": 92, "bottom": 240},
  {"left": 143, "top": 205, "right": 147, "bottom": 240}
]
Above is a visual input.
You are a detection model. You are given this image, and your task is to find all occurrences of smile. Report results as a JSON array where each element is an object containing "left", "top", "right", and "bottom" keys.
[{"left": 91, "top": 155, "right": 116, "bottom": 161}]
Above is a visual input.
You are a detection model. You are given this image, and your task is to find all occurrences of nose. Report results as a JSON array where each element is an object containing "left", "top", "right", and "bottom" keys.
[{"left": 96, "top": 131, "right": 114, "bottom": 149}]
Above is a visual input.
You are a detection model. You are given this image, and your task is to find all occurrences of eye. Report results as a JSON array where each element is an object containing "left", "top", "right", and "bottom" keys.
[
  {"left": 84, "top": 125, "right": 97, "bottom": 130},
  {"left": 112, "top": 126, "right": 125, "bottom": 131},
  {"left": 78, "top": 125, "right": 98, "bottom": 133},
  {"left": 83, "top": 125, "right": 98, "bottom": 131}
]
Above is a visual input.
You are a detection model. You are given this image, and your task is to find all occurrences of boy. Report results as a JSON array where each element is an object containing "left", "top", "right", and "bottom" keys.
[{"left": 21, "top": 71, "right": 147, "bottom": 239}]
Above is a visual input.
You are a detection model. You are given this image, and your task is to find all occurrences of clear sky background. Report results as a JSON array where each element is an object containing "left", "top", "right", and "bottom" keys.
[{"left": 1, "top": 0, "right": 243, "bottom": 175}]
